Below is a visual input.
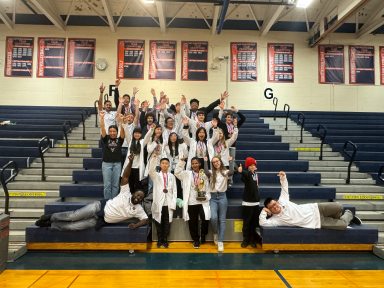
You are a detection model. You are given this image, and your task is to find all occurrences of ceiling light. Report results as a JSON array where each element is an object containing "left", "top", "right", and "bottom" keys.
[
  {"left": 143, "top": 0, "right": 155, "bottom": 4},
  {"left": 296, "top": 0, "right": 313, "bottom": 8}
]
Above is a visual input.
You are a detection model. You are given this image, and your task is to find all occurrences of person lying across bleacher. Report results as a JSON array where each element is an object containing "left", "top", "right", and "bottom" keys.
[
  {"left": 35, "top": 154, "right": 148, "bottom": 231},
  {"left": 260, "top": 171, "right": 362, "bottom": 230}
]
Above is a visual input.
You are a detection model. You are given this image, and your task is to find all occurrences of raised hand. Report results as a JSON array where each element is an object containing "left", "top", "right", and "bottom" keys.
[
  {"left": 119, "top": 97, "right": 124, "bottom": 104},
  {"left": 99, "top": 83, "right": 105, "bottom": 93},
  {"left": 150, "top": 123, "right": 157, "bottom": 129},
  {"left": 238, "top": 163, "right": 243, "bottom": 173},
  {"left": 133, "top": 87, "right": 139, "bottom": 96},
  {"left": 277, "top": 171, "right": 286, "bottom": 179},
  {"left": 128, "top": 153, "right": 135, "bottom": 161},
  {"left": 160, "top": 91, "right": 165, "bottom": 98},
  {"left": 221, "top": 91, "right": 229, "bottom": 100},
  {"left": 230, "top": 105, "right": 238, "bottom": 113},
  {"left": 181, "top": 95, "right": 186, "bottom": 105},
  {"left": 134, "top": 98, "right": 140, "bottom": 106},
  {"left": 233, "top": 117, "right": 238, "bottom": 127},
  {"left": 115, "top": 79, "right": 121, "bottom": 87},
  {"left": 219, "top": 100, "right": 225, "bottom": 110},
  {"left": 182, "top": 117, "right": 189, "bottom": 126},
  {"left": 151, "top": 88, "right": 156, "bottom": 96}
]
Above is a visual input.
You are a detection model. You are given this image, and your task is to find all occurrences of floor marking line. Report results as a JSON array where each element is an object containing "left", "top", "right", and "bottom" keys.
[
  {"left": 26, "top": 270, "right": 48, "bottom": 288},
  {"left": 67, "top": 274, "right": 80, "bottom": 288},
  {"left": 274, "top": 270, "right": 292, "bottom": 288}
]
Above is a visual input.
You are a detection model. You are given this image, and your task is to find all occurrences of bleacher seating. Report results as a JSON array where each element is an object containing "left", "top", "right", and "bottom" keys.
[{"left": 24, "top": 109, "right": 379, "bottom": 252}]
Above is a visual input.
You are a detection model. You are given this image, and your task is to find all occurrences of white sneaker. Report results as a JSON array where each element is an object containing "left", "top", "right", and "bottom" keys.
[
  {"left": 218, "top": 242, "right": 224, "bottom": 252},
  {"left": 213, "top": 234, "right": 218, "bottom": 245}
]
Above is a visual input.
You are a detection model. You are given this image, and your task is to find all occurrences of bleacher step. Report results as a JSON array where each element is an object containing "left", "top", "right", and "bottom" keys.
[
  {"left": 317, "top": 172, "right": 370, "bottom": 179},
  {"left": 336, "top": 193, "right": 384, "bottom": 200},
  {"left": 56, "top": 139, "right": 99, "bottom": 145},
  {"left": 357, "top": 211, "right": 384, "bottom": 220},
  {"left": 337, "top": 201, "right": 384, "bottom": 211},
  {"left": 5, "top": 208, "right": 44, "bottom": 218},
  {"left": 309, "top": 166, "right": 359, "bottom": 172},
  {"left": 9, "top": 230, "right": 25, "bottom": 242},
  {"left": 321, "top": 178, "right": 376, "bottom": 185},
  {"left": 379, "top": 232, "right": 384, "bottom": 243},
  {"left": 14, "top": 175, "right": 73, "bottom": 182},
  {"left": 362, "top": 221, "right": 384, "bottom": 232},
  {"left": 20, "top": 168, "right": 74, "bottom": 176},
  {"left": 49, "top": 148, "right": 93, "bottom": 154},
  {"left": 332, "top": 185, "right": 384, "bottom": 193},
  {"left": 10, "top": 219, "right": 35, "bottom": 230},
  {"left": 300, "top": 156, "right": 345, "bottom": 161},
  {"left": 34, "top": 157, "right": 84, "bottom": 164},
  {"left": 7, "top": 181, "right": 63, "bottom": 190},
  {"left": 44, "top": 152, "right": 91, "bottom": 158},
  {"left": 308, "top": 161, "right": 355, "bottom": 167},
  {"left": 0, "top": 189, "right": 59, "bottom": 197},
  {"left": 0, "top": 198, "right": 60, "bottom": 208},
  {"left": 8, "top": 242, "right": 27, "bottom": 262},
  {"left": 30, "top": 162, "right": 83, "bottom": 169}
]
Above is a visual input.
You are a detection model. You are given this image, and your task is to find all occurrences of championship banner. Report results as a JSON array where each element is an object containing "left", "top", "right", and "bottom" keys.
[
  {"left": 318, "top": 45, "right": 344, "bottom": 84},
  {"left": 117, "top": 39, "right": 145, "bottom": 79},
  {"left": 181, "top": 41, "right": 208, "bottom": 81},
  {"left": 37, "top": 38, "right": 65, "bottom": 78},
  {"left": 149, "top": 40, "right": 176, "bottom": 80},
  {"left": 349, "top": 45, "right": 374, "bottom": 84},
  {"left": 5, "top": 37, "right": 34, "bottom": 77},
  {"left": 230, "top": 42, "right": 257, "bottom": 81},
  {"left": 267, "top": 43, "right": 294, "bottom": 83},
  {"left": 380, "top": 47, "right": 384, "bottom": 85},
  {"left": 67, "top": 38, "right": 96, "bottom": 79}
]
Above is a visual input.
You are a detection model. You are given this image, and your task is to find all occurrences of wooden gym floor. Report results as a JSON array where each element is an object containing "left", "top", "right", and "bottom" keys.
[{"left": 1, "top": 243, "right": 384, "bottom": 287}]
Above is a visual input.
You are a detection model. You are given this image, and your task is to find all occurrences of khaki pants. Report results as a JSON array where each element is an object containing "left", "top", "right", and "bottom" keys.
[{"left": 318, "top": 202, "right": 353, "bottom": 230}]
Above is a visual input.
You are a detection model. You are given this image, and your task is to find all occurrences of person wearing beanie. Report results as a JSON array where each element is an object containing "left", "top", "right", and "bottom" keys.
[{"left": 238, "top": 156, "right": 262, "bottom": 248}]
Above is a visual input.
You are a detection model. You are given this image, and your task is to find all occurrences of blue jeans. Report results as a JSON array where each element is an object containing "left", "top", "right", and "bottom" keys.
[
  {"left": 210, "top": 192, "right": 228, "bottom": 242},
  {"left": 102, "top": 161, "right": 121, "bottom": 199},
  {"left": 51, "top": 201, "right": 101, "bottom": 231}
]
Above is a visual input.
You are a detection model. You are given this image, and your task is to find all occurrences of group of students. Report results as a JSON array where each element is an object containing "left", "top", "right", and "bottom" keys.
[
  {"left": 35, "top": 80, "right": 362, "bottom": 253},
  {"left": 95, "top": 80, "right": 259, "bottom": 252}
]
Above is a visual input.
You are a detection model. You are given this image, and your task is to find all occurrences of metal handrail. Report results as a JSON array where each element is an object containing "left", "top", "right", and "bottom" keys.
[
  {"left": 0, "top": 161, "right": 19, "bottom": 215},
  {"left": 283, "top": 104, "right": 290, "bottom": 131},
  {"left": 378, "top": 166, "right": 384, "bottom": 184},
  {"left": 343, "top": 141, "right": 357, "bottom": 184},
  {"left": 316, "top": 124, "right": 327, "bottom": 160},
  {"left": 62, "top": 121, "right": 72, "bottom": 158},
  {"left": 297, "top": 113, "right": 305, "bottom": 144},
  {"left": 38, "top": 136, "right": 51, "bottom": 181},
  {"left": 81, "top": 110, "right": 86, "bottom": 140},
  {"left": 273, "top": 97, "right": 278, "bottom": 120},
  {"left": 94, "top": 100, "right": 99, "bottom": 127}
]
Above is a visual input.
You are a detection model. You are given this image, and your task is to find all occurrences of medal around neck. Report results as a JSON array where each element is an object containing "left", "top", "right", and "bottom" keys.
[{"left": 163, "top": 188, "right": 168, "bottom": 193}]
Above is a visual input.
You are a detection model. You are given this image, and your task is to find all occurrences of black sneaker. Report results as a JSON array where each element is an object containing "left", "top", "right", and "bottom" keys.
[
  {"left": 157, "top": 240, "right": 162, "bottom": 248},
  {"left": 200, "top": 235, "right": 206, "bottom": 244},
  {"left": 241, "top": 241, "right": 249, "bottom": 248},
  {"left": 350, "top": 216, "right": 362, "bottom": 225},
  {"left": 193, "top": 241, "right": 200, "bottom": 249},
  {"left": 35, "top": 219, "right": 51, "bottom": 227},
  {"left": 162, "top": 241, "right": 169, "bottom": 248},
  {"left": 250, "top": 242, "right": 257, "bottom": 248},
  {"left": 39, "top": 214, "right": 52, "bottom": 222}
]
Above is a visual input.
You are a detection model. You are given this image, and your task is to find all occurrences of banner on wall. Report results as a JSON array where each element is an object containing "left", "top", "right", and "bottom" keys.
[
  {"left": 67, "top": 38, "right": 95, "bottom": 79},
  {"left": 230, "top": 42, "right": 257, "bottom": 81},
  {"left": 37, "top": 38, "right": 65, "bottom": 78},
  {"left": 5, "top": 37, "right": 34, "bottom": 77},
  {"left": 380, "top": 47, "right": 384, "bottom": 85},
  {"left": 267, "top": 43, "right": 294, "bottom": 83},
  {"left": 117, "top": 39, "right": 145, "bottom": 79},
  {"left": 181, "top": 41, "right": 208, "bottom": 81},
  {"left": 149, "top": 40, "right": 176, "bottom": 80},
  {"left": 349, "top": 45, "right": 375, "bottom": 85},
  {"left": 318, "top": 45, "right": 344, "bottom": 84}
]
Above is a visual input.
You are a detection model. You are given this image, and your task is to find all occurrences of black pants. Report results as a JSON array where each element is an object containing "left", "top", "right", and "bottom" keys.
[
  {"left": 154, "top": 206, "right": 170, "bottom": 243},
  {"left": 121, "top": 147, "right": 128, "bottom": 166},
  {"left": 129, "top": 168, "right": 140, "bottom": 193},
  {"left": 242, "top": 205, "right": 261, "bottom": 243},
  {"left": 188, "top": 204, "right": 209, "bottom": 242}
]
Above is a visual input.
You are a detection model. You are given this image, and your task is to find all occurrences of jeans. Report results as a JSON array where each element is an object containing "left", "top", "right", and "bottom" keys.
[
  {"left": 210, "top": 192, "right": 228, "bottom": 242},
  {"left": 102, "top": 161, "right": 121, "bottom": 199},
  {"left": 50, "top": 201, "right": 101, "bottom": 231}
]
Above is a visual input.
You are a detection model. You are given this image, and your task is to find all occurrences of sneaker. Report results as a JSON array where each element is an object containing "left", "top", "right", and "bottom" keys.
[
  {"left": 39, "top": 214, "right": 52, "bottom": 222},
  {"left": 156, "top": 240, "right": 162, "bottom": 248},
  {"left": 350, "top": 215, "right": 362, "bottom": 225},
  {"left": 241, "top": 241, "right": 249, "bottom": 248},
  {"left": 213, "top": 234, "right": 218, "bottom": 245},
  {"left": 217, "top": 242, "right": 224, "bottom": 252},
  {"left": 200, "top": 235, "right": 206, "bottom": 244},
  {"left": 193, "top": 241, "right": 200, "bottom": 249},
  {"left": 162, "top": 241, "right": 169, "bottom": 248},
  {"left": 35, "top": 219, "right": 51, "bottom": 227},
  {"left": 250, "top": 242, "right": 257, "bottom": 248}
]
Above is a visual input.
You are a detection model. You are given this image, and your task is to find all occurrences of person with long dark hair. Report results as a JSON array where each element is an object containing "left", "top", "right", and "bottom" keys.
[
  {"left": 99, "top": 111, "right": 125, "bottom": 199},
  {"left": 175, "top": 157, "right": 210, "bottom": 248}
]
